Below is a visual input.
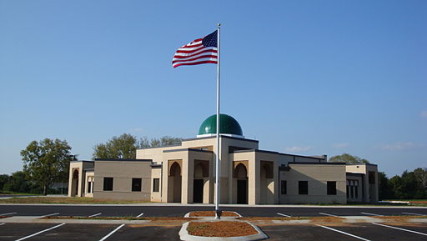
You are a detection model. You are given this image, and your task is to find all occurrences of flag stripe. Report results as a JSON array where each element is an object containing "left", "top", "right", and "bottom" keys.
[
  {"left": 173, "top": 61, "right": 218, "bottom": 68},
  {"left": 173, "top": 55, "right": 217, "bottom": 64},
  {"left": 174, "top": 48, "right": 217, "bottom": 57},
  {"left": 172, "top": 31, "right": 218, "bottom": 68}
]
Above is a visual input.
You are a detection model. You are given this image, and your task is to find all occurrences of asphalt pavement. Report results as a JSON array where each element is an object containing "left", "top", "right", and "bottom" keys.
[{"left": 0, "top": 204, "right": 426, "bottom": 241}]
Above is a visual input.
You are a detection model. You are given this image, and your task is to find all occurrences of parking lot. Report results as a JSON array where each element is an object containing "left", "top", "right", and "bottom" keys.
[{"left": 0, "top": 205, "right": 426, "bottom": 240}]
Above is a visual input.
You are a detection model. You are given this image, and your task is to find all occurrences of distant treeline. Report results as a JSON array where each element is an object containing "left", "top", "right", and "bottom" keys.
[
  {"left": 379, "top": 168, "right": 427, "bottom": 200},
  {"left": 0, "top": 171, "right": 66, "bottom": 195}
]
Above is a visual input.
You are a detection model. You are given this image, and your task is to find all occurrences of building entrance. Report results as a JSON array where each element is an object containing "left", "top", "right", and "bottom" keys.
[
  {"left": 193, "top": 179, "right": 204, "bottom": 203},
  {"left": 237, "top": 179, "right": 248, "bottom": 204}
]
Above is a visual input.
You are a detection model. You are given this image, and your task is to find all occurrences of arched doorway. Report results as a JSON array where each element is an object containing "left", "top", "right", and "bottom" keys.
[
  {"left": 234, "top": 163, "right": 248, "bottom": 204},
  {"left": 71, "top": 169, "right": 79, "bottom": 197},
  {"left": 169, "top": 162, "right": 182, "bottom": 203},
  {"left": 193, "top": 161, "right": 209, "bottom": 203}
]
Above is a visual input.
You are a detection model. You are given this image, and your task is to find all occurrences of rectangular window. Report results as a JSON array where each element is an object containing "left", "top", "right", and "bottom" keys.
[
  {"left": 298, "top": 181, "right": 308, "bottom": 195},
  {"left": 132, "top": 178, "right": 142, "bottom": 192},
  {"left": 327, "top": 181, "right": 337, "bottom": 195},
  {"left": 87, "top": 182, "right": 92, "bottom": 193},
  {"left": 369, "top": 172, "right": 375, "bottom": 184},
  {"left": 354, "top": 180, "right": 359, "bottom": 199},
  {"left": 153, "top": 178, "right": 160, "bottom": 192},
  {"left": 103, "top": 177, "right": 113, "bottom": 191},
  {"left": 280, "top": 180, "right": 287, "bottom": 195}
]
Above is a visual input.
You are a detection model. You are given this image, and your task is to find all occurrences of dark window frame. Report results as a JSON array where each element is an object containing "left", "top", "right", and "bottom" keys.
[
  {"left": 280, "top": 180, "right": 287, "bottom": 195},
  {"left": 327, "top": 181, "right": 337, "bottom": 195},
  {"left": 153, "top": 178, "right": 160, "bottom": 192},
  {"left": 103, "top": 177, "right": 113, "bottom": 191},
  {"left": 298, "top": 181, "right": 308, "bottom": 195},
  {"left": 132, "top": 178, "right": 142, "bottom": 192}
]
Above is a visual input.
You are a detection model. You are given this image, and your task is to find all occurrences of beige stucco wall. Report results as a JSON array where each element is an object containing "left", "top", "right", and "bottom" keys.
[
  {"left": 346, "top": 164, "right": 379, "bottom": 203},
  {"left": 93, "top": 160, "right": 151, "bottom": 201},
  {"left": 150, "top": 167, "right": 161, "bottom": 202},
  {"left": 280, "top": 164, "right": 347, "bottom": 204},
  {"left": 68, "top": 161, "right": 94, "bottom": 197}
]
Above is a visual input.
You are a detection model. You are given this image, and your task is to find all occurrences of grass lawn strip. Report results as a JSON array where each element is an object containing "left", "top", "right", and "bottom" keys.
[{"left": 187, "top": 221, "right": 258, "bottom": 237}]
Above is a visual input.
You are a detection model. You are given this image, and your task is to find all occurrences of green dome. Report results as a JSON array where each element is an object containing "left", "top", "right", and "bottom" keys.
[{"left": 198, "top": 114, "right": 243, "bottom": 137}]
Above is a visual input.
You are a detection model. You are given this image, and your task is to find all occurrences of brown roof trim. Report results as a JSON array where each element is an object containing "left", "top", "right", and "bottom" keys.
[
  {"left": 94, "top": 158, "right": 152, "bottom": 162},
  {"left": 163, "top": 148, "right": 213, "bottom": 153},
  {"left": 290, "top": 162, "right": 346, "bottom": 165},
  {"left": 183, "top": 135, "right": 259, "bottom": 143}
]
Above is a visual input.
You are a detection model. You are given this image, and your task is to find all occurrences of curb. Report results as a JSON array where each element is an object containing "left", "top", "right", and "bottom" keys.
[{"left": 179, "top": 220, "right": 268, "bottom": 241}]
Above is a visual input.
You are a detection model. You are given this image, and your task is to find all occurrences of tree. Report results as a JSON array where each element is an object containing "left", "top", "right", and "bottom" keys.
[
  {"left": 21, "top": 138, "right": 76, "bottom": 195},
  {"left": 93, "top": 133, "right": 138, "bottom": 159},
  {"left": 139, "top": 136, "right": 182, "bottom": 148},
  {"left": 413, "top": 168, "right": 427, "bottom": 191},
  {"left": 2, "top": 171, "right": 33, "bottom": 193},
  {"left": 378, "top": 172, "right": 393, "bottom": 200},
  {"left": 388, "top": 169, "right": 427, "bottom": 199},
  {"left": 93, "top": 134, "right": 183, "bottom": 159},
  {"left": 328, "top": 153, "right": 369, "bottom": 164},
  {"left": 0, "top": 174, "right": 9, "bottom": 192}
]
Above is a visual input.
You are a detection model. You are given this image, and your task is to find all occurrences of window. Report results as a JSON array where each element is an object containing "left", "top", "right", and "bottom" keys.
[
  {"left": 87, "top": 176, "right": 94, "bottom": 193},
  {"left": 347, "top": 179, "right": 359, "bottom": 199},
  {"left": 369, "top": 172, "right": 375, "bottom": 184},
  {"left": 327, "top": 181, "right": 337, "bottom": 195},
  {"left": 298, "top": 181, "right": 308, "bottom": 195},
  {"left": 103, "top": 177, "right": 113, "bottom": 191},
  {"left": 354, "top": 180, "right": 359, "bottom": 199},
  {"left": 132, "top": 178, "right": 142, "bottom": 192},
  {"left": 153, "top": 178, "right": 160, "bottom": 192},
  {"left": 280, "top": 180, "right": 287, "bottom": 195}
]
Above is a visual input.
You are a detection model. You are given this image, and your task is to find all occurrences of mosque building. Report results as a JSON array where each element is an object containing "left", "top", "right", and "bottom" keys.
[{"left": 68, "top": 114, "right": 378, "bottom": 204}]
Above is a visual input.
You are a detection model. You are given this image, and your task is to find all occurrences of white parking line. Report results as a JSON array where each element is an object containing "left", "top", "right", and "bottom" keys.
[
  {"left": 99, "top": 224, "right": 125, "bottom": 241},
  {"left": 402, "top": 212, "right": 426, "bottom": 216},
  {"left": 136, "top": 213, "right": 144, "bottom": 218},
  {"left": 0, "top": 223, "right": 5, "bottom": 226},
  {"left": 89, "top": 212, "right": 102, "bottom": 217},
  {"left": 372, "top": 223, "right": 427, "bottom": 236},
  {"left": 361, "top": 212, "right": 384, "bottom": 216},
  {"left": 319, "top": 212, "right": 340, "bottom": 217},
  {"left": 277, "top": 212, "right": 291, "bottom": 217},
  {"left": 0, "top": 212, "right": 16, "bottom": 216},
  {"left": 40, "top": 212, "right": 60, "bottom": 218},
  {"left": 317, "top": 225, "right": 372, "bottom": 241},
  {"left": 15, "top": 223, "right": 65, "bottom": 241}
]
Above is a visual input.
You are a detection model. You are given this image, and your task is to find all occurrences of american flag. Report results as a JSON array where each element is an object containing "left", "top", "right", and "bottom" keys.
[{"left": 172, "top": 30, "right": 218, "bottom": 68}]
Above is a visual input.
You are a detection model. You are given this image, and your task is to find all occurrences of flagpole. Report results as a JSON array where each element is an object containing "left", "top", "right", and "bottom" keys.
[{"left": 215, "top": 23, "right": 221, "bottom": 219}]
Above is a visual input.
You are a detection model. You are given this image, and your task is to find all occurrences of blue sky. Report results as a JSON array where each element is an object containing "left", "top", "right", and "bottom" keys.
[{"left": 0, "top": 0, "right": 426, "bottom": 178}]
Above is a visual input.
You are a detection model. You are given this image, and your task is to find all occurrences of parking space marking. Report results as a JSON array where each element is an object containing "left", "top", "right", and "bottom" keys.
[
  {"left": 136, "top": 213, "right": 144, "bottom": 218},
  {"left": 89, "top": 213, "right": 102, "bottom": 217},
  {"left": 0, "top": 212, "right": 16, "bottom": 216},
  {"left": 99, "top": 224, "right": 125, "bottom": 241},
  {"left": 0, "top": 223, "right": 4, "bottom": 226},
  {"left": 372, "top": 223, "right": 427, "bottom": 236},
  {"left": 40, "top": 212, "right": 60, "bottom": 218},
  {"left": 319, "top": 212, "right": 340, "bottom": 217},
  {"left": 277, "top": 213, "right": 291, "bottom": 217},
  {"left": 361, "top": 212, "right": 384, "bottom": 216},
  {"left": 316, "top": 225, "right": 371, "bottom": 241},
  {"left": 15, "top": 223, "right": 65, "bottom": 241},
  {"left": 402, "top": 212, "right": 426, "bottom": 216}
]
